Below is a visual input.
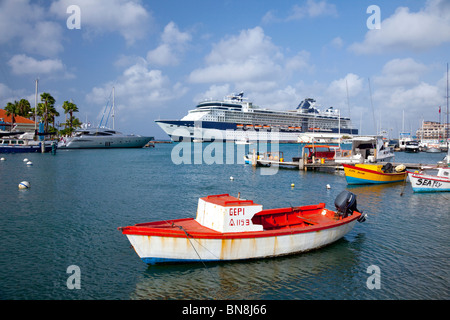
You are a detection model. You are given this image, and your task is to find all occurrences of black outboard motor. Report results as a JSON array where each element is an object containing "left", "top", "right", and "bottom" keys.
[
  {"left": 334, "top": 190, "right": 366, "bottom": 222},
  {"left": 381, "top": 162, "right": 393, "bottom": 173}
]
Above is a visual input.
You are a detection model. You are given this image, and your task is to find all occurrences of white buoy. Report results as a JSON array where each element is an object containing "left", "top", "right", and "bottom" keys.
[
  {"left": 326, "top": 184, "right": 331, "bottom": 189},
  {"left": 230, "top": 176, "right": 234, "bottom": 180},
  {"left": 0, "top": 157, "right": 5, "bottom": 161},
  {"left": 27, "top": 161, "right": 33, "bottom": 166},
  {"left": 18, "top": 181, "right": 30, "bottom": 189},
  {"left": 23, "top": 158, "right": 29, "bottom": 162}
]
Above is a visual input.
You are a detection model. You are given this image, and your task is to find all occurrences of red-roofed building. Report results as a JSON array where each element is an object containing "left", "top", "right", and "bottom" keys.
[{"left": 0, "top": 109, "right": 37, "bottom": 132}]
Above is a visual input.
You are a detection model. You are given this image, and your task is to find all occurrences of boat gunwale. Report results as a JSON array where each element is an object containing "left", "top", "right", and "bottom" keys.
[
  {"left": 407, "top": 171, "right": 450, "bottom": 183},
  {"left": 343, "top": 164, "right": 407, "bottom": 177},
  {"left": 119, "top": 210, "right": 362, "bottom": 240}
]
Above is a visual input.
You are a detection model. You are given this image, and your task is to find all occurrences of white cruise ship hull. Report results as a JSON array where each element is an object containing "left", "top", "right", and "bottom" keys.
[
  {"left": 156, "top": 120, "right": 355, "bottom": 143},
  {"left": 155, "top": 94, "right": 357, "bottom": 143}
]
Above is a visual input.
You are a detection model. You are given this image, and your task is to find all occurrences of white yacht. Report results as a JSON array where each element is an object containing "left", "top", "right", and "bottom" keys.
[{"left": 58, "top": 126, "right": 153, "bottom": 149}]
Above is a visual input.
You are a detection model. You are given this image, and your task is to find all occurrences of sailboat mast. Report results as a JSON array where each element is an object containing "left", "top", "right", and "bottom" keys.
[
  {"left": 34, "top": 79, "right": 38, "bottom": 131},
  {"left": 447, "top": 63, "right": 449, "bottom": 149},
  {"left": 112, "top": 86, "right": 115, "bottom": 130}
]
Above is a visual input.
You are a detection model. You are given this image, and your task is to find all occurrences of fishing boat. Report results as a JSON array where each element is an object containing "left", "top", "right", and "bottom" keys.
[
  {"left": 243, "top": 151, "right": 284, "bottom": 166},
  {"left": 407, "top": 168, "right": 450, "bottom": 192},
  {"left": 343, "top": 163, "right": 407, "bottom": 185},
  {"left": 334, "top": 136, "right": 394, "bottom": 164},
  {"left": 301, "top": 144, "right": 340, "bottom": 164},
  {"left": 119, "top": 191, "right": 366, "bottom": 264}
]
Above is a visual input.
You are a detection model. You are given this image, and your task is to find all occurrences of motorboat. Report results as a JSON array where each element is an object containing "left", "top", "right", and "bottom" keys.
[
  {"left": 301, "top": 144, "right": 340, "bottom": 164},
  {"left": 425, "top": 144, "right": 441, "bottom": 153},
  {"left": 404, "top": 140, "right": 420, "bottom": 153},
  {"left": 58, "top": 126, "right": 153, "bottom": 149},
  {"left": 0, "top": 133, "right": 56, "bottom": 153},
  {"left": 407, "top": 168, "right": 450, "bottom": 192},
  {"left": 334, "top": 136, "right": 394, "bottom": 164},
  {"left": 119, "top": 191, "right": 366, "bottom": 264},
  {"left": 343, "top": 163, "right": 407, "bottom": 185}
]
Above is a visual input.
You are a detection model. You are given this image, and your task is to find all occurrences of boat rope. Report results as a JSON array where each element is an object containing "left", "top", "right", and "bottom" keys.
[
  {"left": 399, "top": 177, "right": 408, "bottom": 196},
  {"left": 164, "top": 220, "right": 224, "bottom": 292}
]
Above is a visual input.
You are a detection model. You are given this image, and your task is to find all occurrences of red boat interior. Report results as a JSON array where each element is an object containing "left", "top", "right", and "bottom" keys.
[
  {"left": 121, "top": 202, "right": 355, "bottom": 238},
  {"left": 252, "top": 203, "right": 339, "bottom": 230}
]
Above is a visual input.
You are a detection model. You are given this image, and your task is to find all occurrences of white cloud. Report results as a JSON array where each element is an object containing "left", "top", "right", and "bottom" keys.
[
  {"left": 194, "top": 84, "right": 231, "bottom": 103},
  {"left": 86, "top": 61, "right": 188, "bottom": 122},
  {"left": 8, "top": 54, "right": 65, "bottom": 75},
  {"left": 189, "top": 27, "right": 287, "bottom": 84},
  {"left": 287, "top": 0, "right": 338, "bottom": 20},
  {"left": 330, "top": 37, "right": 344, "bottom": 49},
  {"left": 327, "top": 73, "right": 364, "bottom": 98},
  {"left": 373, "top": 58, "right": 429, "bottom": 87},
  {"left": 22, "top": 21, "right": 64, "bottom": 57},
  {"left": 0, "top": 0, "right": 63, "bottom": 56},
  {"left": 350, "top": 0, "right": 450, "bottom": 54},
  {"left": 146, "top": 22, "right": 192, "bottom": 66},
  {"left": 50, "top": 0, "right": 153, "bottom": 45}
]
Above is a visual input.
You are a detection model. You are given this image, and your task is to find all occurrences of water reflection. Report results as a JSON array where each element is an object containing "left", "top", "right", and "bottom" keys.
[{"left": 129, "top": 236, "right": 366, "bottom": 300}]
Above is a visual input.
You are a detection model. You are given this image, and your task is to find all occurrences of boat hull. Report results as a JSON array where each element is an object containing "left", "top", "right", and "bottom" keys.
[
  {"left": 58, "top": 136, "right": 153, "bottom": 149},
  {"left": 407, "top": 171, "right": 450, "bottom": 192},
  {"left": 0, "top": 144, "right": 54, "bottom": 153},
  {"left": 155, "top": 120, "right": 356, "bottom": 143},
  {"left": 343, "top": 164, "right": 407, "bottom": 184},
  {"left": 122, "top": 217, "right": 359, "bottom": 264}
]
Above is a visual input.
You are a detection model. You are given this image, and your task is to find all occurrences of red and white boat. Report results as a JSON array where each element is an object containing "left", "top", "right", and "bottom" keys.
[
  {"left": 119, "top": 192, "right": 366, "bottom": 265},
  {"left": 119, "top": 191, "right": 365, "bottom": 264}
]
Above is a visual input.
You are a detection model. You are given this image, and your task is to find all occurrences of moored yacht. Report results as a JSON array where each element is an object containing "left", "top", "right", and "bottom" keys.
[{"left": 58, "top": 125, "right": 153, "bottom": 149}]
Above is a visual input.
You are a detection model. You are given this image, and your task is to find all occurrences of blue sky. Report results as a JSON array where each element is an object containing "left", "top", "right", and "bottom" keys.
[{"left": 0, "top": 0, "right": 449, "bottom": 139}]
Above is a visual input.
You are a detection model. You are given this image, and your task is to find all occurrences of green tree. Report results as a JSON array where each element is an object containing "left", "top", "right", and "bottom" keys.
[
  {"left": 17, "top": 99, "right": 31, "bottom": 118},
  {"left": 4, "top": 101, "right": 19, "bottom": 129},
  {"left": 40, "top": 92, "right": 55, "bottom": 133},
  {"left": 62, "top": 101, "right": 79, "bottom": 129}
]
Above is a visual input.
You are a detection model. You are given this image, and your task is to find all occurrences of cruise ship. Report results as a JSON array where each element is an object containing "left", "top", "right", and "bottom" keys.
[{"left": 155, "top": 92, "right": 357, "bottom": 142}]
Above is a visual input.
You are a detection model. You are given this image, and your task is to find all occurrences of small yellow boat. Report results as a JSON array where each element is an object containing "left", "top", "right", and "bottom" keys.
[{"left": 343, "top": 163, "right": 407, "bottom": 185}]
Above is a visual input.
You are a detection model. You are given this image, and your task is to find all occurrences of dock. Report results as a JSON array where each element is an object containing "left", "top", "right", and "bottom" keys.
[{"left": 253, "top": 159, "right": 437, "bottom": 171}]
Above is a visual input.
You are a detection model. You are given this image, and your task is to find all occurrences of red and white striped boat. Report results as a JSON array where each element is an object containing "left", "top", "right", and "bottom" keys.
[{"left": 119, "top": 192, "right": 366, "bottom": 264}]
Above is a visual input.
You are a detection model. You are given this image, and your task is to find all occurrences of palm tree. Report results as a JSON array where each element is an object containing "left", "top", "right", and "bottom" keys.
[
  {"left": 47, "top": 105, "right": 60, "bottom": 133},
  {"left": 62, "top": 101, "right": 79, "bottom": 129},
  {"left": 17, "top": 99, "right": 31, "bottom": 118},
  {"left": 40, "top": 92, "right": 55, "bottom": 133},
  {"left": 4, "top": 101, "right": 19, "bottom": 130}
]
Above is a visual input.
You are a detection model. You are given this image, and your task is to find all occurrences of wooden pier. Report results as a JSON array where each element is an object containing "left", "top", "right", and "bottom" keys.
[{"left": 253, "top": 158, "right": 436, "bottom": 171}]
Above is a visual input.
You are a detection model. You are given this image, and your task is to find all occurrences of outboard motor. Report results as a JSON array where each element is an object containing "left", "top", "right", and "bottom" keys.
[
  {"left": 334, "top": 190, "right": 365, "bottom": 222},
  {"left": 381, "top": 162, "right": 393, "bottom": 173}
]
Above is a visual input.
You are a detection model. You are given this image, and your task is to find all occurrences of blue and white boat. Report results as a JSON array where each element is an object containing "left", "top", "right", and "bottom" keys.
[
  {"left": 0, "top": 136, "right": 56, "bottom": 153},
  {"left": 155, "top": 93, "right": 357, "bottom": 143},
  {"left": 407, "top": 168, "right": 450, "bottom": 192}
]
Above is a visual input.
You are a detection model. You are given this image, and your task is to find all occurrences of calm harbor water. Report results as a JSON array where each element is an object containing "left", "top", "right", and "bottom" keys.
[{"left": 0, "top": 143, "right": 448, "bottom": 300}]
